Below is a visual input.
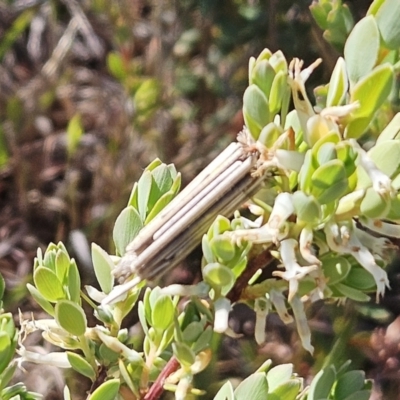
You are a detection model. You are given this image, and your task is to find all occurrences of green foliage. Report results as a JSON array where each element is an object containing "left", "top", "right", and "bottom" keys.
[{"left": 310, "top": 0, "right": 354, "bottom": 51}]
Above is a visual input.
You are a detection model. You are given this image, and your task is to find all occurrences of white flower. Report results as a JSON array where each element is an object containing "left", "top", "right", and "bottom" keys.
[
  {"left": 290, "top": 295, "right": 314, "bottom": 354},
  {"left": 254, "top": 297, "right": 270, "bottom": 344},
  {"left": 273, "top": 238, "right": 319, "bottom": 301},
  {"left": 17, "top": 344, "right": 71, "bottom": 369},
  {"left": 351, "top": 139, "right": 393, "bottom": 196},
  {"left": 324, "top": 221, "right": 390, "bottom": 300}
]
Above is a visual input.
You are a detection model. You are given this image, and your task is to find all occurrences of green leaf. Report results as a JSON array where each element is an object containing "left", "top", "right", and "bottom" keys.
[
  {"left": 234, "top": 372, "right": 269, "bottom": 400},
  {"left": 151, "top": 295, "right": 175, "bottom": 330},
  {"left": 307, "top": 365, "right": 336, "bottom": 400},
  {"left": 375, "top": 0, "right": 400, "bottom": 49},
  {"left": 147, "top": 164, "right": 173, "bottom": 210},
  {"left": 346, "top": 63, "right": 394, "bottom": 139},
  {"left": 192, "top": 326, "right": 213, "bottom": 354},
  {"left": 322, "top": 256, "right": 351, "bottom": 285},
  {"left": 343, "top": 390, "right": 371, "bottom": 400},
  {"left": 270, "top": 379, "right": 302, "bottom": 400},
  {"left": 258, "top": 123, "right": 283, "bottom": 148},
  {"left": 210, "top": 236, "right": 236, "bottom": 262},
  {"left": 113, "top": 206, "right": 143, "bottom": 256},
  {"left": 91, "top": 243, "right": 114, "bottom": 294},
  {"left": 310, "top": 1, "right": 331, "bottom": 30},
  {"left": 343, "top": 267, "right": 376, "bottom": 291},
  {"left": 33, "top": 267, "right": 65, "bottom": 302},
  {"left": 360, "top": 187, "right": 391, "bottom": 219},
  {"left": 292, "top": 192, "right": 321, "bottom": 224},
  {"left": 250, "top": 59, "right": 276, "bottom": 99},
  {"left": 368, "top": 140, "right": 400, "bottom": 178},
  {"left": 99, "top": 343, "right": 119, "bottom": 364},
  {"left": 344, "top": 16, "right": 379, "bottom": 84},
  {"left": 67, "top": 114, "right": 84, "bottom": 155},
  {"left": 202, "top": 263, "right": 235, "bottom": 290},
  {"left": 27, "top": 283, "right": 55, "bottom": 316},
  {"left": 0, "top": 362, "right": 17, "bottom": 392},
  {"left": 43, "top": 249, "right": 57, "bottom": 272},
  {"left": 266, "top": 363, "right": 293, "bottom": 391},
  {"left": 137, "top": 170, "right": 152, "bottom": 221},
  {"left": 334, "top": 370, "right": 365, "bottom": 399},
  {"left": 327, "top": 57, "right": 348, "bottom": 107},
  {"left": 376, "top": 113, "right": 400, "bottom": 143},
  {"left": 55, "top": 300, "right": 87, "bottom": 336},
  {"left": 127, "top": 182, "right": 138, "bottom": 210},
  {"left": 67, "top": 352, "right": 96, "bottom": 381},
  {"left": 0, "top": 332, "right": 12, "bottom": 375},
  {"left": 243, "top": 84, "right": 270, "bottom": 139},
  {"left": 173, "top": 342, "right": 195, "bottom": 367},
  {"left": 182, "top": 321, "right": 204, "bottom": 343},
  {"left": 269, "top": 70, "right": 288, "bottom": 116},
  {"left": 312, "top": 161, "right": 346, "bottom": 187},
  {"left": 332, "top": 283, "right": 371, "bottom": 302},
  {"left": 88, "top": 379, "right": 120, "bottom": 400},
  {"left": 55, "top": 250, "right": 70, "bottom": 283},
  {"left": 67, "top": 259, "right": 81, "bottom": 304},
  {"left": 214, "top": 381, "right": 235, "bottom": 400},
  {"left": 145, "top": 190, "right": 176, "bottom": 224}
]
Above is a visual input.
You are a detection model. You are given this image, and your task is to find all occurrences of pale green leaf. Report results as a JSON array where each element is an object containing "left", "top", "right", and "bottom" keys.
[
  {"left": 214, "top": 381, "right": 235, "bottom": 400},
  {"left": 269, "top": 70, "right": 289, "bottom": 116},
  {"left": 266, "top": 363, "right": 293, "bottom": 391},
  {"left": 113, "top": 206, "right": 143, "bottom": 256},
  {"left": 243, "top": 84, "right": 270, "bottom": 139},
  {"left": 137, "top": 170, "right": 152, "bottom": 221},
  {"left": 172, "top": 342, "right": 195, "bottom": 367},
  {"left": 151, "top": 295, "right": 175, "bottom": 330},
  {"left": 91, "top": 243, "right": 114, "bottom": 294},
  {"left": 234, "top": 372, "right": 269, "bottom": 400},
  {"left": 55, "top": 250, "right": 70, "bottom": 283},
  {"left": 327, "top": 57, "right": 348, "bottom": 107},
  {"left": 203, "top": 263, "right": 235, "bottom": 289},
  {"left": 55, "top": 300, "right": 87, "bottom": 336},
  {"left": 375, "top": 0, "right": 400, "bottom": 49},
  {"left": 67, "top": 259, "right": 81, "bottom": 304},
  {"left": 33, "top": 267, "right": 65, "bottom": 302},
  {"left": 250, "top": 59, "right": 275, "bottom": 99},
  {"left": 334, "top": 370, "right": 365, "bottom": 399},
  {"left": 67, "top": 352, "right": 96, "bottom": 381},
  {"left": 27, "top": 283, "right": 55, "bottom": 316},
  {"left": 88, "top": 379, "right": 120, "bottom": 400},
  {"left": 346, "top": 63, "right": 394, "bottom": 138},
  {"left": 344, "top": 16, "right": 379, "bottom": 84},
  {"left": 307, "top": 366, "right": 336, "bottom": 400},
  {"left": 210, "top": 236, "right": 236, "bottom": 262}
]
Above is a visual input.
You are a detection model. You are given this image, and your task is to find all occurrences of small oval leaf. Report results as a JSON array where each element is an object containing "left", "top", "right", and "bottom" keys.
[
  {"left": 67, "top": 352, "right": 96, "bottom": 381},
  {"left": 91, "top": 243, "right": 114, "bottom": 294},
  {"left": 344, "top": 16, "right": 379, "bottom": 84},
  {"left": 113, "top": 206, "right": 143, "bottom": 256},
  {"left": 55, "top": 300, "right": 87, "bottom": 336},
  {"left": 88, "top": 379, "right": 120, "bottom": 400},
  {"left": 33, "top": 267, "right": 65, "bottom": 302}
]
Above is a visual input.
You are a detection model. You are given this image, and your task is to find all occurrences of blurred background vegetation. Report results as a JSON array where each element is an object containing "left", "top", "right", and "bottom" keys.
[{"left": 1, "top": 0, "right": 399, "bottom": 399}]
